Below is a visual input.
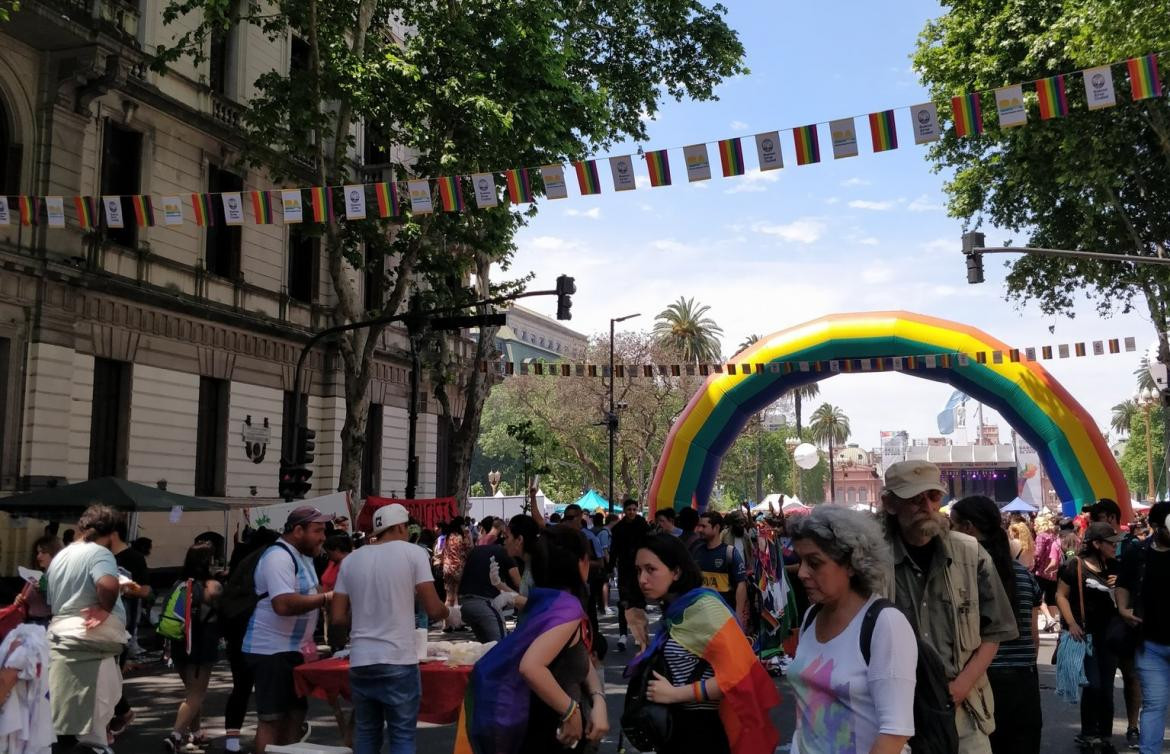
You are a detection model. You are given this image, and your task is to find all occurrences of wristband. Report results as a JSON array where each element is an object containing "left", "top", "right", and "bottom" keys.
[
  {"left": 700, "top": 679, "right": 709, "bottom": 701},
  {"left": 559, "top": 699, "right": 578, "bottom": 724},
  {"left": 692, "top": 682, "right": 702, "bottom": 703}
]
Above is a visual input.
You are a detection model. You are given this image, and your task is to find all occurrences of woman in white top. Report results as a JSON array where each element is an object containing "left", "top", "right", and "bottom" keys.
[{"left": 788, "top": 506, "right": 917, "bottom": 754}]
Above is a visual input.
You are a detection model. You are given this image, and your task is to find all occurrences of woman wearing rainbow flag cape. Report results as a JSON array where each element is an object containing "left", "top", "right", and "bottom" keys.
[
  {"left": 454, "top": 524, "right": 609, "bottom": 754},
  {"left": 625, "top": 534, "right": 781, "bottom": 754}
]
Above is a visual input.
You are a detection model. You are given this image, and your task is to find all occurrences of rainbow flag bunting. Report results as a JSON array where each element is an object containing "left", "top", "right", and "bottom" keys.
[
  {"left": 717, "top": 138, "right": 746, "bottom": 177},
  {"left": 374, "top": 182, "right": 398, "bottom": 218},
  {"left": 250, "top": 191, "right": 274, "bottom": 224},
  {"left": 1036, "top": 75, "right": 1069, "bottom": 120},
  {"left": 792, "top": 125, "right": 820, "bottom": 166},
  {"left": 951, "top": 93, "right": 983, "bottom": 137},
  {"left": 645, "top": 149, "right": 671, "bottom": 187},
  {"left": 437, "top": 176, "right": 465, "bottom": 212},
  {"left": 131, "top": 195, "right": 155, "bottom": 226},
  {"left": 191, "top": 193, "right": 214, "bottom": 226},
  {"left": 574, "top": 160, "right": 602, "bottom": 196},
  {"left": 868, "top": 109, "right": 898, "bottom": 152},
  {"left": 306, "top": 186, "right": 332, "bottom": 223},
  {"left": 19, "top": 196, "right": 36, "bottom": 226},
  {"left": 74, "top": 196, "right": 97, "bottom": 229},
  {"left": 505, "top": 169, "right": 533, "bottom": 204},
  {"left": 1128, "top": 54, "right": 1162, "bottom": 100}
]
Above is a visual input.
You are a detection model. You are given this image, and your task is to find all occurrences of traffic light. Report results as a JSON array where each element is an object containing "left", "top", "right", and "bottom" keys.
[
  {"left": 556, "top": 274, "right": 576, "bottom": 320},
  {"left": 278, "top": 460, "right": 297, "bottom": 501},
  {"left": 962, "top": 231, "right": 985, "bottom": 284},
  {"left": 297, "top": 425, "right": 316, "bottom": 467}
]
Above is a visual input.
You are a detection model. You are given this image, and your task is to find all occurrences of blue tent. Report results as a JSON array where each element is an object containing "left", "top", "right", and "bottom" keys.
[{"left": 553, "top": 489, "right": 610, "bottom": 515}]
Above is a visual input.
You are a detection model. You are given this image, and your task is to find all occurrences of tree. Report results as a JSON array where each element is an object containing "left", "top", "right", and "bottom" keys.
[
  {"left": 789, "top": 383, "right": 821, "bottom": 438},
  {"left": 155, "top": 0, "right": 746, "bottom": 500},
  {"left": 653, "top": 296, "right": 724, "bottom": 363},
  {"left": 737, "top": 334, "right": 761, "bottom": 354},
  {"left": 1119, "top": 401, "right": 1165, "bottom": 499},
  {"left": 1112, "top": 399, "right": 1139, "bottom": 438},
  {"left": 809, "top": 403, "right": 850, "bottom": 503}
]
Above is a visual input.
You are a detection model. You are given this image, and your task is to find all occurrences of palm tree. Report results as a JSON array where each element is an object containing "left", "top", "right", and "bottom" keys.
[
  {"left": 1111, "top": 398, "right": 1138, "bottom": 437},
  {"left": 1136, "top": 357, "right": 1157, "bottom": 394},
  {"left": 737, "top": 333, "right": 761, "bottom": 354},
  {"left": 653, "top": 296, "right": 724, "bottom": 363},
  {"left": 810, "top": 403, "right": 851, "bottom": 503},
  {"left": 789, "top": 383, "right": 821, "bottom": 438}
]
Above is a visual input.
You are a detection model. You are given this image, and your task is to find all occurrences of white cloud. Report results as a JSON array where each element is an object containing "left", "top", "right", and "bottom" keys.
[
  {"left": 751, "top": 218, "right": 825, "bottom": 244},
  {"left": 691, "top": 181, "right": 710, "bottom": 190},
  {"left": 825, "top": 197, "right": 840, "bottom": 205},
  {"left": 862, "top": 264, "right": 894, "bottom": 284},
  {"left": 857, "top": 237, "right": 880, "bottom": 246},
  {"left": 848, "top": 199, "right": 896, "bottom": 211},
  {"left": 651, "top": 240, "right": 696, "bottom": 254},
  {"left": 841, "top": 177, "right": 871, "bottom": 187},
  {"left": 724, "top": 168, "right": 781, "bottom": 194},
  {"left": 639, "top": 203, "right": 654, "bottom": 212},
  {"left": 921, "top": 238, "right": 954, "bottom": 255},
  {"left": 908, "top": 194, "right": 944, "bottom": 212},
  {"left": 565, "top": 207, "right": 602, "bottom": 219},
  {"left": 528, "top": 235, "right": 574, "bottom": 251},
  {"left": 729, "top": 120, "right": 750, "bottom": 132}
]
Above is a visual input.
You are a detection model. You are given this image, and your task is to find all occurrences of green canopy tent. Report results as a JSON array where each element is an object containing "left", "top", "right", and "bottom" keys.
[{"left": 0, "top": 477, "right": 230, "bottom": 520}]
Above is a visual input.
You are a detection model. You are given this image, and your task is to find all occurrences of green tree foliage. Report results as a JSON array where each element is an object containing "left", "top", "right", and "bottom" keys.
[
  {"left": 1111, "top": 398, "right": 1138, "bottom": 437},
  {"left": 913, "top": 1, "right": 1170, "bottom": 363},
  {"left": 0, "top": 2, "right": 18, "bottom": 22},
  {"left": 1119, "top": 401, "right": 1165, "bottom": 499},
  {"left": 153, "top": 0, "right": 745, "bottom": 499},
  {"left": 653, "top": 296, "right": 724, "bottom": 363},
  {"left": 713, "top": 424, "right": 826, "bottom": 505}
]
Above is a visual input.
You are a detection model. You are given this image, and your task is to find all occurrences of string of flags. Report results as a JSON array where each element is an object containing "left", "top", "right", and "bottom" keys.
[
  {"left": 482, "top": 337, "right": 1139, "bottom": 378},
  {"left": 0, "top": 52, "right": 1163, "bottom": 230}
]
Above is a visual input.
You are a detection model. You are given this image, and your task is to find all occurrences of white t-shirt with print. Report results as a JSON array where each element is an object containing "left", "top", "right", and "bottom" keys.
[
  {"left": 789, "top": 594, "right": 917, "bottom": 754},
  {"left": 242, "top": 540, "right": 320, "bottom": 655},
  {"left": 334, "top": 540, "right": 433, "bottom": 667}
]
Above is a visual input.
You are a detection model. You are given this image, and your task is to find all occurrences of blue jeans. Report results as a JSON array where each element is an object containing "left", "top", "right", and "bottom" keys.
[
  {"left": 1137, "top": 640, "right": 1170, "bottom": 753},
  {"left": 349, "top": 663, "right": 421, "bottom": 754}
]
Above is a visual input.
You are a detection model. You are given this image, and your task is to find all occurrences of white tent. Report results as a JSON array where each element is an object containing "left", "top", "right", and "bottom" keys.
[
  {"left": 1001, "top": 497, "right": 1039, "bottom": 514},
  {"left": 467, "top": 492, "right": 555, "bottom": 521},
  {"left": 751, "top": 494, "right": 806, "bottom": 513}
]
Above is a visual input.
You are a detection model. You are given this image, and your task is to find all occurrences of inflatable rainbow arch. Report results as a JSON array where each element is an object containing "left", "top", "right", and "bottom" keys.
[{"left": 649, "top": 311, "right": 1130, "bottom": 520}]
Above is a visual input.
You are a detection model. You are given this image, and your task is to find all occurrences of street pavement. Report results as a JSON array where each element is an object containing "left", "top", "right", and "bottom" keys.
[{"left": 116, "top": 606, "right": 1168, "bottom": 753}]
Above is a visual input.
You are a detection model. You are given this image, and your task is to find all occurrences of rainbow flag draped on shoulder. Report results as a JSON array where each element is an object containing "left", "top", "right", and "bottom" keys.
[
  {"left": 454, "top": 588, "right": 589, "bottom": 754},
  {"left": 626, "top": 588, "right": 781, "bottom": 754}
]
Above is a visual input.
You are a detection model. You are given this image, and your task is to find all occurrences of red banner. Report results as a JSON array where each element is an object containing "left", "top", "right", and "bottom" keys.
[{"left": 358, "top": 496, "right": 459, "bottom": 532}]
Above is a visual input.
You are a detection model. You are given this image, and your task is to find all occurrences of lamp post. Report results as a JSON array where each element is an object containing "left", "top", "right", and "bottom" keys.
[
  {"left": 609, "top": 313, "right": 641, "bottom": 512},
  {"left": 1140, "top": 388, "right": 1157, "bottom": 500}
]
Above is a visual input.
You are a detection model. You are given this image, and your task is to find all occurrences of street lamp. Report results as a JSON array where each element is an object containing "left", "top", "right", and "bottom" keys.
[
  {"left": 609, "top": 313, "right": 641, "bottom": 512},
  {"left": 1139, "top": 387, "right": 1159, "bottom": 500}
]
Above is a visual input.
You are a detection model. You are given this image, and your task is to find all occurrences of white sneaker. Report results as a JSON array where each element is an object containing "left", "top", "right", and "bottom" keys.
[{"left": 617, "top": 635, "right": 627, "bottom": 652}]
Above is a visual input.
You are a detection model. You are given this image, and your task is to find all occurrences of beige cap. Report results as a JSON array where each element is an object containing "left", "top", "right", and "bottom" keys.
[{"left": 883, "top": 460, "right": 947, "bottom": 500}]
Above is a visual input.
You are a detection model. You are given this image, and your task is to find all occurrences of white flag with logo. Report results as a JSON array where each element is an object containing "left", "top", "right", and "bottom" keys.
[
  {"left": 609, "top": 155, "right": 636, "bottom": 191},
  {"left": 160, "top": 196, "right": 184, "bottom": 225},
  {"left": 222, "top": 192, "right": 244, "bottom": 225},
  {"left": 471, "top": 173, "right": 498, "bottom": 208},
  {"left": 910, "top": 103, "right": 941, "bottom": 144},
  {"left": 0, "top": 197, "right": 9, "bottom": 225},
  {"left": 45, "top": 197, "right": 65, "bottom": 228},
  {"left": 343, "top": 184, "right": 366, "bottom": 220},
  {"left": 829, "top": 118, "right": 858, "bottom": 159},
  {"left": 103, "top": 196, "right": 124, "bottom": 228},
  {"left": 1083, "top": 66, "right": 1116, "bottom": 110},
  {"left": 540, "top": 165, "right": 568, "bottom": 200},
  {"left": 408, "top": 179, "right": 433, "bottom": 214},
  {"left": 995, "top": 84, "right": 1027, "bottom": 128},
  {"left": 281, "top": 190, "right": 304, "bottom": 223},
  {"left": 755, "top": 131, "right": 783, "bottom": 171},
  {"left": 683, "top": 144, "right": 712, "bottom": 182}
]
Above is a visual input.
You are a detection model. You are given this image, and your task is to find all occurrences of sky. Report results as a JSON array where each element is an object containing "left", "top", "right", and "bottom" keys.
[{"left": 498, "top": 0, "right": 1157, "bottom": 452}]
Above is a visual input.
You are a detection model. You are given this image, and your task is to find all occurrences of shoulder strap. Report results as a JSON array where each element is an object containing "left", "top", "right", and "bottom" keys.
[
  {"left": 801, "top": 603, "right": 822, "bottom": 634},
  {"left": 255, "top": 542, "right": 301, "bottom": 600},
  {"left": 859, "top": 598, "right": 894, "bottom": 666}
]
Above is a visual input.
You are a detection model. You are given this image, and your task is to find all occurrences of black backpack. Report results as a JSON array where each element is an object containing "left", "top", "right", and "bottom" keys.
[
  {"left": 218, "top": 543, "right": 299, "bottom": 625},
  {"left": 803, "top": 598, "right": 958, "bottom": 754}
]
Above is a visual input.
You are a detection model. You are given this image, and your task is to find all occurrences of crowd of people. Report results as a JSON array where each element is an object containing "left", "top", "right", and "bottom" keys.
[{"left": 0, "top": 460, "right": 1167, "bottom": 754}]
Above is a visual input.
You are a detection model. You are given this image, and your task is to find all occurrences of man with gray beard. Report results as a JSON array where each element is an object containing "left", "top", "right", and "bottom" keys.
[{"left": 880, "top": 461, "right": 1018, "bottom": 754}]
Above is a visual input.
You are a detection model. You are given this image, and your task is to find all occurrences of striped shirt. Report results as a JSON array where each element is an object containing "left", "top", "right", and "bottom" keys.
[
  {"left": 664, "top": 637, "right": 718, "bottom": 710},
  {"left": 990, "top": 560, "right": 1040, "bottom": 668}
]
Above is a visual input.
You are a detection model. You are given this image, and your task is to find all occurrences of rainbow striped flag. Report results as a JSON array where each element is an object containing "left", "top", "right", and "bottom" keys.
[
  {"left": 793, "top": 125, "right": 820, "bottom": 166},
  {"left": 718, "top": 138, "right": 746, "bottom": 177},
  {"left": 374, "top": 182, "right": 398, "bottom": 217},
  {"left": 74, "top": 196, "right": 97, "bottom": 229},
  {"left": 437, "top": 176, "right": 465, "bottom": 212},
  {"left": 645, "top": 149, "right": 671, "bottom": 187},
  {"left": 951, "top": 93, "right": 983, "bottom": 137},
  {"left": 250, "top": 191, "right": 274, "bottom": 223},
  {"left": 131, "top": 195, "right": 155, "bottom": 226},
  {"left": 574, "top": 160, "right": 602, "bottom": 196},
  {"left": 306, "top": 186, "right": 332, "bottom": 222},
  {"left": 868, "top": 109, "right": 898, "bottom": 152},
  {"left": 1128, "top": 53, "right": 1162, "bottom": 100},
  {"left": 1036, "top": 75, "right": 1069, "bottom": 119},
  {"left": 627, "top": 589, "right": 780, "bottom": 754},
  {"left": 505, "top": 169, "right": 532, "bottom": 204},
  {"left": 190, "top": 193, "right": 214, "bottom": 226},
  {"left": 454, "top": 589, "right": 589, "bottom": 754},
  {"left": 19, "top": 196, "right": 36, "bottom": 226}
]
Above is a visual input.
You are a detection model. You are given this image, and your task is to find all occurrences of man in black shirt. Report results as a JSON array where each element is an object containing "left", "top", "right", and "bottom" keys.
[
  {"left": 457, "top": 541, "right": 519, "bottom": 643},
  {"left": 610, "top": 498, "right": 649, "bottom": 652},
  {"left": 1117, "top": 501, "right": 1170, "bottom": 753},
  {"left": 109, "top": 518, "right": 150, "bottom": 737}
]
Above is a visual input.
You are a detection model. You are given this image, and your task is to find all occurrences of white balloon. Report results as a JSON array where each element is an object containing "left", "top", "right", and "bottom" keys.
[{"left": 794, "top": 442, "right": 820, "bottom": 470}]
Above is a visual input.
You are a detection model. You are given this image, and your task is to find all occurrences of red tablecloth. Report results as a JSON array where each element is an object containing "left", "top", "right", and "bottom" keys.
[{"left": 293, "top": 657, "right": 472, "bottom": 725}]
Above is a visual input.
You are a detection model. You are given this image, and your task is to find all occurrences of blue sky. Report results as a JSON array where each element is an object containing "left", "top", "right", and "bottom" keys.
[{"left": 503, "top": 0, "right": 1155, "bottom": 451}]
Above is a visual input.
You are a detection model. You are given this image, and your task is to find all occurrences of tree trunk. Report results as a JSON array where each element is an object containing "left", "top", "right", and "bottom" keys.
[
  {"left": 828, "top": 434, "right": 836, "bottom": 503},
  {"left": 754, "top": 416, "right": 763, "bottom": 502},
  {"left": 337, "top": 366, "right": 370, "bottom": 494},
  {"left": 795, "top": 393, "right": 803, "bottom": 438}
]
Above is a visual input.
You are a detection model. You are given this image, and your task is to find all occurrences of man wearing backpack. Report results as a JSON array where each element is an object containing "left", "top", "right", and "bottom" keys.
[
  {"left": 241, "top": 506, "right": 333, "bottom": 754},
  {"left": 691, "top": 511, "right": 748, "bottom": 628},
  {"left": 880, "top": 461, "right": 1018, "bottom": 754}
]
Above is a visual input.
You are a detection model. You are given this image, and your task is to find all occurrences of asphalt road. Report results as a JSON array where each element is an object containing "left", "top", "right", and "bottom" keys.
[{"left": 116, "top": 606, "right": 1168, "bottom": 753}]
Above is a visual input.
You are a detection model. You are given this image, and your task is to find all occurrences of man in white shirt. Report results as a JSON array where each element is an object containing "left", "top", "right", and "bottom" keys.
[
  {"left": 243, "top": 505, "right": 332, "bottom": 754},
  {"left": 331, "top": 503, "right": 461, "bottom": 754}
]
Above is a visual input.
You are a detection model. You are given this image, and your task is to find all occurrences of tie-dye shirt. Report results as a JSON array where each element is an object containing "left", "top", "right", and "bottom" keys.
[{"left": 789, "top": 594, "right": 917, "bottom": 754}]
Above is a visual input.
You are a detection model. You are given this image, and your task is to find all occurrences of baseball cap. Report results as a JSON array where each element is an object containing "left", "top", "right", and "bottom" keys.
[
  {"left": 284, "top": 506, "right": 333, "bottom": 531},
  {"left": 883, "top": 460, "right": 947, "bottom": 500},
  {"left": 371, "top": 503, "right": 410, "bottom": 536},
  {"left": 1083, "top": 521, "right": 1122, "bottom": 545}
]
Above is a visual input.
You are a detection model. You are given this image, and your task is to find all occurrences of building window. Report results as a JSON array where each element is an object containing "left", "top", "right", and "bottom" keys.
[
  {"left": 281, "top": 390, "right": 308, "bottom": 462},
  {"left": 205, "top": 165, "right": 242, "bottom": 279},
  {"left": 208, "top": 4, "right": 239, "bottom": 96},
  {"left": 100, "top": 121, "right": 142, "bottom": 249},
  {"left": 361, "top": 403, "right": 383, "bottom": 497},
  {"left": 290, "top": 35, "right": 310, "bottom": 76},
  {"left": 89, "top": 358, "right": 132, "bottom": 479},
  {"left": 288, "top": 226, "right": 319, "bottom": 304},
  {"left": 858, "top": 488, "right": 868, "bottom": 504},
  {"left": 0, "top": 98, "right": 19, "bottom": 195},
  {"left": 195, "top": 377, "right": 229, "bottom": 497},
  {"left": 846, "top": 488, "right": 856, "bottom": 504}
]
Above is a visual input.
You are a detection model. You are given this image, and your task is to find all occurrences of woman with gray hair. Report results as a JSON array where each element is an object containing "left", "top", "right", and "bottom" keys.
[{"left": 788, "top": 506, "right": 918, "bottom": 754}]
